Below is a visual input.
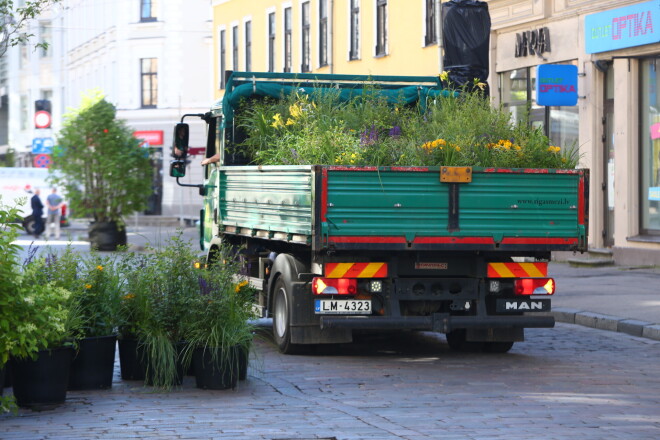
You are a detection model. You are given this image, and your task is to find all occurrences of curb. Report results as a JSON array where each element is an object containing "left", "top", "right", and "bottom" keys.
[{"left": 551, "top": 308, "right": 660, "bottom": 341}]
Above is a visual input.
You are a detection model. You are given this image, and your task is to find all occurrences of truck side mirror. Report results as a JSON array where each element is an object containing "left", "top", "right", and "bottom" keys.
[
  {"left": 169, "top": 160, "right": 186, "bottom": 178},
  {"left": 172, "top": 123, "right": 189, "bottom": 159}
]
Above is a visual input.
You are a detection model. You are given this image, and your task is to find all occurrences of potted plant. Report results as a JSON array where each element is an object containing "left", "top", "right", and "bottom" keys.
[
  {"left": 5, "top": 248, "right": 82, "bottom": 410},
  {"left": 0, "top": 200, "right": 24, "bottom": 412},
  {"left": 56, "top": 249, "right": 122, "bottom": 390},
  {"left": 121, "top": 232, "right": 202, "bottom": 389},
  {"left": 183, "top": 246, "right": 256, "bottom": 390},
  {"left": 50, "top": 91, "right": 153, "bottom": 251}
]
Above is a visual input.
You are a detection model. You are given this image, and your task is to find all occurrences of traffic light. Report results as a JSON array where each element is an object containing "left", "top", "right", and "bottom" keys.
[{"left": 34, "top": 99, "right": 52, "bottom": 128}]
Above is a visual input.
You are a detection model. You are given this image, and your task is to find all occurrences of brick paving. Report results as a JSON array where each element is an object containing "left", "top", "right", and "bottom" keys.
[{"left": 3, "top": 323, "right": 660, "bottom": 439}]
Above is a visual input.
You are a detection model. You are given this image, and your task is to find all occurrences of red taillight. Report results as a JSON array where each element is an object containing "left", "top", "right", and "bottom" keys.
[
  {"left": 514, "top": 278, "right": 555, "bottom": 296},
  {"left": 312, "top": 277, "right": 357, "bottom": 295}
]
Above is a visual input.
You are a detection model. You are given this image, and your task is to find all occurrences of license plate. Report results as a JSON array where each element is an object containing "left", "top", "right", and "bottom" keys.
[
  {"left": 315, "top": 299, "right": 371, "bottom": 314},
  {"left": 496, "top": 298, "right": 550, "bottom": 313}
]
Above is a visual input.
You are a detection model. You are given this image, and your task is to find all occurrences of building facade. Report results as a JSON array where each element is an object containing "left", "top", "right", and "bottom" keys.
[
  {"left": 211, "top": 0, "right": 660, "bottom": 266},
  {"left": 489, "top": 0, "right": 660, "bottom": 265},
  {"left": 1, "top": 0, "right": 214, "bottom": 218}
]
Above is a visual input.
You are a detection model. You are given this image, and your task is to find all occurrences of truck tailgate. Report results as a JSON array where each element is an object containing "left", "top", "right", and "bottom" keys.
[{"left": 321, "top": 166, "right": 588, "bottom": 251}]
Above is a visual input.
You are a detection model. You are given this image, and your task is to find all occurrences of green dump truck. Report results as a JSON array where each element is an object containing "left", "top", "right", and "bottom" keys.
[{"left": 171, "top": 72, "right": 589, "bottom": 354}]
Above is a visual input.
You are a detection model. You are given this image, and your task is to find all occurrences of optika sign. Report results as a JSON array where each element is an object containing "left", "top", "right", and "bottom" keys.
[
  {"left": 536, "top": 64, "right": 578, "bottom": 107},
  {"left": 586, "top": 0, "right": 660, "bottom": 54}
]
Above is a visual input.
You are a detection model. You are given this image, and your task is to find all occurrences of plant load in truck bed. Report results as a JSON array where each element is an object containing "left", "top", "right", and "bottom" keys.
[{"left": 233, "top": 78, "right": 578, "bottom": 169}]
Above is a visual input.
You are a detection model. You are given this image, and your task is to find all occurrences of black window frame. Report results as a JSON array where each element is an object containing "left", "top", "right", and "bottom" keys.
[
  {"left": 319, "top": 0, "right": 328, "bottom": 67},
  {"left": 349, "top": 0, "right": 360, "bottom": 60},
  {"left": 284, "top": 7, "right": 292, "bottom": 72},
  {"left": 424, "top": 0, "right": 437, "bottom": 47},
  {"left": 245, "top": 20, "right": 252, "bottom": 72},
  {"left": 220, "top": 29, "right": 226, "bottom": 89},
  {"left": 140, "top": 0, "right": 158, "bottom": 22},
  {"left": 375, "top": 0, "right": 387, "bottom": 57},
  {"left": 232, "top": 25, "right": 239, "bottom": 71},
  {"left": 301, "top": 2, "right": 311, "bottom": 72},
  {"left": 268, "top": 12, "right": 276, "bottom": 72},
  {"left": 140, "top": 58, "right": 158, "bottom": 108}
]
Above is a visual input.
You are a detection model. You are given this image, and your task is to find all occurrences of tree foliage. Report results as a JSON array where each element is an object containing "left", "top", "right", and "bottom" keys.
[
  {"left": 51, "top": 92, "right": 153, "bottom": 225},
  {"left": 0, "top": 0, "right": 60, "bottom": 57}
]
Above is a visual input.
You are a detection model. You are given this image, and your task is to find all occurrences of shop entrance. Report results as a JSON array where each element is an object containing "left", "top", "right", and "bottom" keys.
[{"left": 603, "top": 62, "right": 615, "bottom": 247}]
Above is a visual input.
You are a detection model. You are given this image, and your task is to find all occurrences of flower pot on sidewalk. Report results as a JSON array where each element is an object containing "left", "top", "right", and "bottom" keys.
[
  {"left": 192, "top": 346, "right": 239, "bottom": 390},
  {"left": 12, "top": 347, "right": 74, "bottom": 410},
  {"left": 69, "top": 334, "right": 117, "bottom": 390},
  {"left": 118, "top": 338, "right": 146, "bottom": 381}
]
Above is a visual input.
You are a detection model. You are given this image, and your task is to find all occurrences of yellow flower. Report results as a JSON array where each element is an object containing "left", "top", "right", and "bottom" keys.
[
  {"left": 439, "top": 71, "right": 449, "bottom": 82},
  {"left": 476, "top": 82, "right": 487, "bottom": 91},
  {"left": 123, "top": 293, "right": 135, "bottom": 300},
  {"left": 289, "top": 103, "right": 302, "bottom": 119},
  {"left": 235, "top": 280, "right": 249, "bottom": 293},
  {"left": 271, "top": 113, "right": 284, "bottom": 128},
  {"left": 286, "top": 118, "right": 295, "bottom": 126},
  {"left": 85, "top": 284, "right": 92, "bottom": 289},
  {"left": 97, "top": 265, "right": 103, "bottom": 271},
  {"left": 454, "top": 146, "right": 461, "bottom": 152},
  {"left": 548, "top": 146, "right": 561, "bottom": 153}
]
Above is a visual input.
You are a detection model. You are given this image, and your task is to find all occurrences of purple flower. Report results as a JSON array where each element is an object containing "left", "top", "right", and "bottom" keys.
[
  {"left": 389, "top": 126, "right": 401, "bottom": 139},
  {"left": 360, "top": 124, "right": 379, "bottom": 146}
]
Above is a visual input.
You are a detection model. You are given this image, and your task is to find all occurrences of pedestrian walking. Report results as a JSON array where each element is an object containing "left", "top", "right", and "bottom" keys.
[
  {"left": 30, "top": 188, "right": 44, "bottom": 238},
  {"left": 45, "top": 187, "right": 63, "bottom": 239}
]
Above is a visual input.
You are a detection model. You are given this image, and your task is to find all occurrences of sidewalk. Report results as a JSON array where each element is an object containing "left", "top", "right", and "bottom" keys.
[
  {"left": 45, "top": 217, "right": 660, "bottom": 341},
  {"left": 549, "top": 262, "right": 660, "bottom": 340}
]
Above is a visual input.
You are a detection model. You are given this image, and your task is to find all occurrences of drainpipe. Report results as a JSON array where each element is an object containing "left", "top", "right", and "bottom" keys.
[
  {"left": 329, "top": 0, "right": 334, "bottom": 74},
  {"left": 438, "top": 0, "right": 443, "bottom": 74}
]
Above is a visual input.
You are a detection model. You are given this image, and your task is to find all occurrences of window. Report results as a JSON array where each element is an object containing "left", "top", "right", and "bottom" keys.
[
  {"left": 20, "top": 95, "right": 28, "bottom": 130},
  {"left": 284, "top": 7, "right": 292, "bottom": 72},
  {"left": 245, "top": 21, "right": 252, "bottom": 72},
  {"left": 319, "top": 0, "right": 328, "bottom": 67},
  {"left": 268, "top": 12, "right": 276, "bottom": 72},
  {"left": 301, "top": 2, "right": 310, "bottom": 72},
  {"left": 639, "top": 59, "right": 660, "bottom": 234},
  {"left": 39, "top": 21, "right": 51, "bottom": 57},
  {"left": 140, "top": 58, "right": 158, "bottom": 108},
  {"left": 232, "top": 25, "right": 239, "bottom": 71},
  {"left": 349, "top": 0, "right": 360, "bottom": 60},
  {"left": 219, "top": 29, "right": 226, "bottom": 89},
  {"left": 140, "top": 0, "right": 158, "bottom": 22},
  {"left": 375, "top": 0, "right": 387, "bottom": 57},
  {"left": 424, "top": 0, "right": 437, "bottom": 46},
  {"left": 499, "top": 64, "right": 579, "bottom": 154}
]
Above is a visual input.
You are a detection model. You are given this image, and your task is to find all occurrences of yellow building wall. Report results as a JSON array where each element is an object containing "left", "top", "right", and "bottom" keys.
[{"left": 212, "top": 0, "right": 442, "bottom": 100}]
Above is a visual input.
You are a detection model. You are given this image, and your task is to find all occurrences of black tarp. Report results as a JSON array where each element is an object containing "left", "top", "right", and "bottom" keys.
[{"left": 442, "top": 0, "right": 491, "bottom": 93}]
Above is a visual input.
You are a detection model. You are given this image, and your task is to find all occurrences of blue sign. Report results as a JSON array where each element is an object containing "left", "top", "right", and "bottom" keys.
[
  {"left": 536, "top": 64, "right": 578, "bottom": 106},
  {"left": 585, "top": 0, "right": 660, "bottom": 54},
  {"left": 31, "top": 137, "right": 54, "bottom": 154}
]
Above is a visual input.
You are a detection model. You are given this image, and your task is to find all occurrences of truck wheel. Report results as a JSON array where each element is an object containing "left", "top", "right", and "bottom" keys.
[
  {"left": 272, "top": 278, "right": 301, "bottom": 354},
  {"left": 445, "top": 330, "right": 485, "bottom": 352},
  {"left": 23, "top": 215, "right": 36, "bottom": 234}
]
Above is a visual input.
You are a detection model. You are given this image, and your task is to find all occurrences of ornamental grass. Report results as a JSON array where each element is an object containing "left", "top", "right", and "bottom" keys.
[{"left": 236, "top": 84, "right": 579, "bottom": 169}]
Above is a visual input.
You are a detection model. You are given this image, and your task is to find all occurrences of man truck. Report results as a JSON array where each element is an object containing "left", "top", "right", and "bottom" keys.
[{"left": 171, "top": 72, "right": 589, "bottom": 354}]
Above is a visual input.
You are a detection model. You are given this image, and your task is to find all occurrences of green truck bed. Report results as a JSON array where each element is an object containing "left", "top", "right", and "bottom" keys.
[{"left": 213, "top": 164, "right": 588, "bottom": 253}]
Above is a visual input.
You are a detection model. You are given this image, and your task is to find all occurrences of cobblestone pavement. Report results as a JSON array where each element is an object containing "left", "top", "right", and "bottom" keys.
[{"left": 2, "top": 323, "right": 660, "bottom": 440}]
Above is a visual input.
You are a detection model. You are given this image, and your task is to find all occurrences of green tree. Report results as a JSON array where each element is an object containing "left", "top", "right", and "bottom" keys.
[
  {"left": 51, "top": 92, "right": 153, "bottom": 226},
  {"left": 0, "top": 0, "right": 60, "bottom": 57}
]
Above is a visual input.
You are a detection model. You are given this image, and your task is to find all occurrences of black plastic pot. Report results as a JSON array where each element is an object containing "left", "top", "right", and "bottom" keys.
[
  {"left": 68, "top": 334, "right": 117, "bottom": 390},
  {"left": 88, "top": 221, "right": 127, "bottom": 251},
  {"left": 0, "top": 364, "right": 5, "bottom": 396},
  {"left": 12, "top": 347, "right": 74, "bottom": 410},
  {"left": 192, "top": 346, "right": 239, "bottom": 390},
  {"left": 238, "top": 345, "right": 249, "bottom": 381},
  {"left": 118, "top": 338, "right": 147, "bottom": 380}
]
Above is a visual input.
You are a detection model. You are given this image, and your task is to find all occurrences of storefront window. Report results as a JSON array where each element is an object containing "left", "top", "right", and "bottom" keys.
[
  {"left": 499, "top": 62, "right": 579, "bottom": 152},
  {"left": 639, "top": 59, "right": 660, "bottom": 234}
]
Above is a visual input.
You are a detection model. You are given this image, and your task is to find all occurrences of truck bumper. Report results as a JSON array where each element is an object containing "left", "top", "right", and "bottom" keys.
[{"left": 319, "top": 313, "right": 555, "bottom": 334}]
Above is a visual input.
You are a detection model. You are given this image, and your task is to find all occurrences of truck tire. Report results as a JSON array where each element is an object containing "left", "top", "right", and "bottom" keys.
[
  {"left": 272, "top": 277, "right": 303, "bottom": 355},
  {"left": 484, "top": 341, "right": 515, "bottom": 353},
  {"left": 445, "top": 330, "right": 485, "bottom": 352}
]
